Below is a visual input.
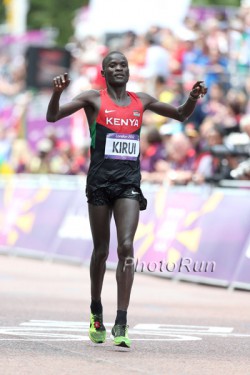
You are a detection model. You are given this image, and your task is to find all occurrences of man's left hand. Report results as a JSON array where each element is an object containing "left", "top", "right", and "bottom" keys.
[{"left": 190, "top": 81, "right": 208, "bottom": 99}]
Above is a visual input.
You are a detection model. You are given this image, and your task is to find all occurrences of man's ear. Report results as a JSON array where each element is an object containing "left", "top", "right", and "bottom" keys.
[{"left": 101, "top": 70, "right": 105, "bottom": 77}]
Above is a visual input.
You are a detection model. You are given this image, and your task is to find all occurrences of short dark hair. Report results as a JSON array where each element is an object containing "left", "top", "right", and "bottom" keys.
[{"left": 102, "top": 51, "right": 127, "bottom": 70}]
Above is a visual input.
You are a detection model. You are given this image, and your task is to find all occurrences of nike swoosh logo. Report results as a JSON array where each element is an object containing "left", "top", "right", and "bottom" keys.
[
  {"left": 105, "top": 109, "right": 116, "bottom": 113},
  {"left": 131, "top": 190, "right": 140, "bottom": 195}
]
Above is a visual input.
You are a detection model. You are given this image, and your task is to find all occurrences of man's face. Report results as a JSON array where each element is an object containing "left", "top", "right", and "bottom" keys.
[
  {"left": 101, "top": 53, "right": 129, "bottom": 86},
  {"left": 244, "top": 124, "right": 250, "bottom": 137}
]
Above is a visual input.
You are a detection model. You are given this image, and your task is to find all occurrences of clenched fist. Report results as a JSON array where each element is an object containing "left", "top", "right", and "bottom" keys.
[
  {"left": 190, "top": 81, "right": 207, "bottom": 100},
  {"left": 53, "top": 72, "right": 71, "bottom": 92}
]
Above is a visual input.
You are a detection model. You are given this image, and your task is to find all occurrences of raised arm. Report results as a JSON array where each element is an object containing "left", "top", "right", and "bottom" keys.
[
  {"left": 46, "top": 73, "right": 99, "bottom": 122},
  {"left": 138, "top": 81, "right": 207, "bottom": 122}
]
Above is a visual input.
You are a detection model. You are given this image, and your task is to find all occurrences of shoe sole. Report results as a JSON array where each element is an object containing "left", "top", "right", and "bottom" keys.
[
  {"left": 110, "top": 334, "right": 131, "bottom": 348},
  {"left": 89, "top": 332, "right": 106, "bottom": 344},
  {"left": 114, "top": 340, "right": 130, "bottom": 348}
]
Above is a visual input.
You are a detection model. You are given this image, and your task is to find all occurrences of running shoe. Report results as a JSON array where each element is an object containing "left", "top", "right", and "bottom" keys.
[
  {"left": 110, "top": 324, "right": 131, "bottom": 348},
  {"left": 89, "top": 313, "right": 106, "bottom": 343}
]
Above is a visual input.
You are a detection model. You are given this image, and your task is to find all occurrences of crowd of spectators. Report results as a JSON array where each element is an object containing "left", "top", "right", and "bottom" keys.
[{"left": 1, "top": 3, "right": 250, "bottom": 185}]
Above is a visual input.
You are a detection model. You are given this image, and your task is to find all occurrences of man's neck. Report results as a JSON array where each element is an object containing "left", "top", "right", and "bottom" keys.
[{"left": 106, "top": 85, "right": 128, "bottom": 105}]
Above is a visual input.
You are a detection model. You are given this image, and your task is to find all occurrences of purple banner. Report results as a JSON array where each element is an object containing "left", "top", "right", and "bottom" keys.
[
  {"left": 0, "top": 177, "right": 250, "bottom": 289},
  {"left": 0, "top": 179, "right": 92, "bottom": 262},
  {"left": 0, "top": 94, "right": 72, "bottom": 152},
  {"left": 231, "top": 233, "right": 250, "bottom": 288},
  {"left": 131, "top": 186, "right": 250, "bottom": 285}
]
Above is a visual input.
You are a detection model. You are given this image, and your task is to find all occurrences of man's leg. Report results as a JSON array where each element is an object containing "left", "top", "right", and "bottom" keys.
[
  {"left": 88, "top": 203, "right": 112, "bottom": 343},
  {"left": 88, "top": 203, "right": 112, "bottom": 306},
  {"left": 111, "top": 198, "right": 140, "bottom": 347}
]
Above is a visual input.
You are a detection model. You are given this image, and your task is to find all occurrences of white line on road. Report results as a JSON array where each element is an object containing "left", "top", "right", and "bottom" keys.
[{"left": 0, "top": 321, "right": 249, "bottom": 342}]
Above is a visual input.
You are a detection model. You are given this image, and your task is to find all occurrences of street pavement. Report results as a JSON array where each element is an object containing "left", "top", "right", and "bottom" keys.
[{"left": 0, "top": 255, "right": 250, "bottom": 375}]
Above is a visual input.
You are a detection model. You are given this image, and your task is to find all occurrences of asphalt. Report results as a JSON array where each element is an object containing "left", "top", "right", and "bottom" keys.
[{"left": 0, "top": 255, "right": 250, "bottom": 375}]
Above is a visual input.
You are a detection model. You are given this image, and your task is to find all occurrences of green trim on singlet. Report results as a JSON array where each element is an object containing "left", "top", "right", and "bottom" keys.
[{"left": 90, "top": 121, "right": 97, "bottom": 148}]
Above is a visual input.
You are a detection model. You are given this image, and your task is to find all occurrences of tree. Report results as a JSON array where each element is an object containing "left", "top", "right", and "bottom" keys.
[
  {"left": 191, "top": 0, "right": 240, "bottom": 6},
  {"left": 27, "top": 0, "right": 89, "bottom": 46},
  {"left": 0, "top": 0, "right": 89, "bottom": 46},
  {"left": 0, "top": 2, "right": 6, "bottom": 25}
]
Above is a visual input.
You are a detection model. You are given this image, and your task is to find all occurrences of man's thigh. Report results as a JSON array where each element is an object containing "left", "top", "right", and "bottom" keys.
[
  {"left": 88, "top": 203, "right": 112, "bottom": 247},
  {"left": 113, "top": 198, "right": 140, "bottom": 245}
]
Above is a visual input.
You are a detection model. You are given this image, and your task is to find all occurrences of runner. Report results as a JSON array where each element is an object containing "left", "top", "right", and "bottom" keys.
[{"left": 46, "top": 51, "right": 207, "bottom": 348}]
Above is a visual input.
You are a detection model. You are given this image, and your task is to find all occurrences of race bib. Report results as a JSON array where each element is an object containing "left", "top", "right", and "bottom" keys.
[{"left": 104, "top": 133, "right": 140, "bottom": 161}]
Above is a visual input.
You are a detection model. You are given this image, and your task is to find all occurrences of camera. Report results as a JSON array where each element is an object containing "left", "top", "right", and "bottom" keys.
[
  {"left": 230, "top": 159, "right": 250, "bottom": 179},
  {"left": 209, "top": 144, "right": 249, "bottom": 158},
  {"left": 205, "top": 144, "right": 250, "bottom": 182}
]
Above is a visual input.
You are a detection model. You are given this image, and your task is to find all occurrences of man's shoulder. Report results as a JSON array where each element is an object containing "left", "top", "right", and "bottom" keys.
[
  {"left": 135, "top": 92, "right": 150, "bottom": 99},
  {"left": 135, "top": 92, "right": 157, "bottom": 107},
  {"left": 82, "top": 89, "right": 101, "bottom": 98},
  {"left": 73, "top": 89, "right": 101, "bottom": 105}
]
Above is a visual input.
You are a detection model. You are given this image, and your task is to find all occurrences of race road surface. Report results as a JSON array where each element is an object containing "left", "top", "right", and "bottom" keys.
[{"left": 0, "top": 255, "right": 250, "bottom": 375}]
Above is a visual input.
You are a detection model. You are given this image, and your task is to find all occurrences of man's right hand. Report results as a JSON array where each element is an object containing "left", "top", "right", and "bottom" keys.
[{"left": 53, "top": 72, "right": 70, "bottom": 92}]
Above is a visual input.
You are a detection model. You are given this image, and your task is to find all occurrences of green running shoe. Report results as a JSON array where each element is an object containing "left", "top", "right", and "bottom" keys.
[
  {"left": 110, "top": 324, "right": 131, "bottom": 348},
  {"left": 89, "top": 313, "right": 106, "bottom": 344}
]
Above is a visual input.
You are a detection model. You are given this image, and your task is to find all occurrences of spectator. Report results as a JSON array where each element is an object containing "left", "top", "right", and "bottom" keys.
[
  {"left": 240, "top": 114, "right": 250, "bottom": 138},
  {"left": 29, "top": 138, "right": 53, "bottom": 174},
  {"left": 165, "top": 132, "right": 196, "bottom": 185},
  {"left": 10, "top": 138, "right": 32, "bottom": 173},
  {"left": 140, "top": 126, "right": 166, "bottom": 173},
  {"left": 140, "top": 31, "right": 170, "bottom": 95},
  {"left": 0, "top": 57, "right": 26, "bottom": 99},
  {"left": 196, "top": 46, "right": 229, "bottom": 90},
  {"left": 2, "top": 3, "right": 250, "bottom": 186}
]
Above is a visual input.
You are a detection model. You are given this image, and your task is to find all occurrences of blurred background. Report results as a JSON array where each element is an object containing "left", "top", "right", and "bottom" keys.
[
  {"left": 0, "top": 0, "right": 250, "bottom": 290},
  {"left": 1, "top": 0, "right": 250, "bottom": 181}
]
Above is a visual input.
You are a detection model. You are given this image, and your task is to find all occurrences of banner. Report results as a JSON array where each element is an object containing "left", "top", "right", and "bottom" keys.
[
  {"left": 121, "top": 185, "right": 250, "bottom": 286},
  {"left": 0, "top": 176, "right": 250, "bottom": 289},
  {"left": 230, "top": 233, "right": 250, "bottom": 289}
]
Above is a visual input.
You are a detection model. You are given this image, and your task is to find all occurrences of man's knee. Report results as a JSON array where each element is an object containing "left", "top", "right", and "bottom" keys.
[
  {"left": 117, "top": 241, "right": 133, "bottom": 259},
  {"left": 92, "top": 245, "right": 109, "bottom": 262}
]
